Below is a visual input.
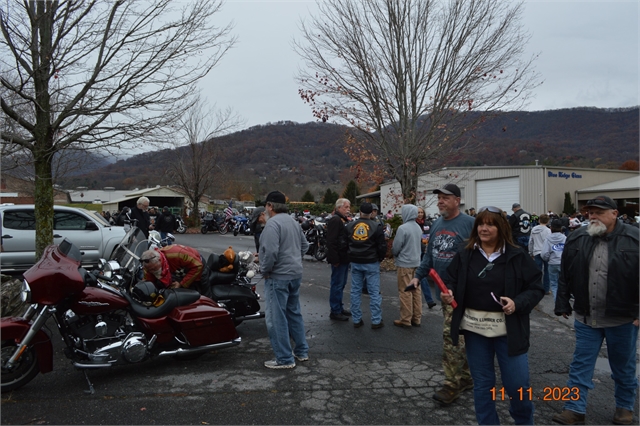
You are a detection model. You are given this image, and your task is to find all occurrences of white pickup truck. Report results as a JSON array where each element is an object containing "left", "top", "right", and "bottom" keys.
[{"left": 0, "top": 205, "right": 126, "bottom": 272}]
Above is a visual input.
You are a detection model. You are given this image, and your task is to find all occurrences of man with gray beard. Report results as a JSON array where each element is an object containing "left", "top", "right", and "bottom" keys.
[{"left": 553, "top": 195, "right": 639, "bottom": 426}]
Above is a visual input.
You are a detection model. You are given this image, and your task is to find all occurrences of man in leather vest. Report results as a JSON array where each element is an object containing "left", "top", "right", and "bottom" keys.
[{"left": 346, "top": 202, "right": 387, "bottom": 329}]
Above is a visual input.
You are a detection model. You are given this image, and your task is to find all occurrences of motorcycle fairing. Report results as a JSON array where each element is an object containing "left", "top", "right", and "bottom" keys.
[
  {"left": 0, "top": 317, "right": 54, "bottom": 373},
  {"left": 23, "top": 244, "right": 85, "bottom": 305}
]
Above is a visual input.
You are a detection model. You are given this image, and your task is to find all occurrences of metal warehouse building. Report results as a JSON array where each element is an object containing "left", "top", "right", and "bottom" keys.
[{"left": 380, "top": 166, "right": 639, "bottom": 217}]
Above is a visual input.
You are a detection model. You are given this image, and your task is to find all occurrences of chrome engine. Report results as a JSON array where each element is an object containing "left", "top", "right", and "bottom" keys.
[{"left": 63, "top": 310, "right": 150, "bottom": 365}]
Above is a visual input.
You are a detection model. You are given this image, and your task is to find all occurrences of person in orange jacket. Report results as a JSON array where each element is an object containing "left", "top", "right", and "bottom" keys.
[{"left": 140, "top": 245, "right": 204, "bottom": 289}]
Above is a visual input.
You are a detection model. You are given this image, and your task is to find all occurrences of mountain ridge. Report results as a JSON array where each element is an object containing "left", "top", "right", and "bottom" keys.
[{"left": 57, "top": 107, "right": 639, "bottom": 200}]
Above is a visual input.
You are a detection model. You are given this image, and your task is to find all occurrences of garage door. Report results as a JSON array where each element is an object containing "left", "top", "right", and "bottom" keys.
[{"left": 476, "top": 177, "right": 520, "bottom": 212}]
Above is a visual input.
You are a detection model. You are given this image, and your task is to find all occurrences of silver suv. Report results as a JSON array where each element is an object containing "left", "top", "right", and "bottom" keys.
[{"left": 0, "top": 205, "right": 126, "bottom": 272}]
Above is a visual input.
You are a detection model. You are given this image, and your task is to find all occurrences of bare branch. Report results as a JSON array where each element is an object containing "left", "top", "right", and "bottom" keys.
[{"left": 295, "top": 0, "right": 541, "bottom": 199}]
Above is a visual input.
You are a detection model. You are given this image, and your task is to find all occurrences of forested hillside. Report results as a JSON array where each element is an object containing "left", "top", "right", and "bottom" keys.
[{"left": 57, "top": 107, "right": 639, "bottom": 200}]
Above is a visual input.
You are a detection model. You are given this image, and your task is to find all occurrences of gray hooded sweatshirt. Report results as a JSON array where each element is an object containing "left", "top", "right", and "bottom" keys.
[
  {"left": 540, "top": 232, "right": 566, "bottom": 265},
  {"left": 392, "top": 204, "right": 422, "bottom": 268}
]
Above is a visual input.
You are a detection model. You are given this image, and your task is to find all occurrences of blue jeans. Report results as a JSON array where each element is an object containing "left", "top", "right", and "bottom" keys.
[
  {"left": 548, "top": 264, "right": 560, "bottom": 300},
  {"left": 420, "top": 277, "right": 435, "bottom": 304},
  {"left": 533, "top": 254, "right": 549, "bottom": 292},
  {"left": 330, "top": 263, "right": 350, "bottom": 314},
  {"left": 564, "top": 320, "right": 639, "bottom": 414},
  {"left": 515, "top": 236, "right": 530, "bottom": 252},
  {"left": 350, "top": 262, "right": 382, "bottom": 325},
  {"left": 264, "top": 278, "right": 309, "bottom": 364},
  {"left": 160, "top": 231, "right": 173, "bottom": 245},
  {"left": 464, "top": 332, "right": 534, "bottom": 425}
]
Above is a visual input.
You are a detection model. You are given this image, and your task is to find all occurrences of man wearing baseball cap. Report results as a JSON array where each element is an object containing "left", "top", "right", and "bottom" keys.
[
  {"left": 408, "top": 183, "right": 475, "bottom": 405},
  {"left": 346, "top": 202, "right": 387, "bottom": 329},
  {"left": 260, "top": 191, "right": 310, "bottom": 369},
  {"left": 553, "top": 195, "right": 639, "bottom": 425}
]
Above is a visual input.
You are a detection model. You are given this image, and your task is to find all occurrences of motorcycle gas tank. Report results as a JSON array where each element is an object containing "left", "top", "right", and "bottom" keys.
[{"left": 70, "top": 287, "right": 129, "bottom": 315}]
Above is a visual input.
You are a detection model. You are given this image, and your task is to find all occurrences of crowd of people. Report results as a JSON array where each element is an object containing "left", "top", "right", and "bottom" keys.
[
  {"left": 100, "top": 189, "right": 637, "bottom": 425},
  {"left": 255, "top": 186, "right": 637, "bottom": 426}
]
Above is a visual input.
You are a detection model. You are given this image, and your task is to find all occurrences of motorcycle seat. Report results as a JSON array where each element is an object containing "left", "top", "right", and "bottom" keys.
[{"left": 122, "top": 288, "right": 201, "bottom": 319}]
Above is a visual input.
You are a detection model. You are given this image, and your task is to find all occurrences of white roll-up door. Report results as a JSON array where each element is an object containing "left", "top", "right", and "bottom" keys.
[{"left": 476, "top": 177, "right": 520, "bottom": 212}]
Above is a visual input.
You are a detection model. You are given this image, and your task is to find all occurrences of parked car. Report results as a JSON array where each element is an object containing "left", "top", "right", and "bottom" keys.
[{"left": 0, "top": 205, "right": 127, "bottom": 272}]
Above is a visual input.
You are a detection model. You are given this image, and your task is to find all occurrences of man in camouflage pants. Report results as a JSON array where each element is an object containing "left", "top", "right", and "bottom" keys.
[{"left": 408, "top": 184, "right": 475, "bottom": 405}]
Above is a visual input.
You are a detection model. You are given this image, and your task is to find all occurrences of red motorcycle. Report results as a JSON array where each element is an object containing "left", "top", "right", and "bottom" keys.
[{"left": 1, "top": 231, "right": 241, "bottom": 394}]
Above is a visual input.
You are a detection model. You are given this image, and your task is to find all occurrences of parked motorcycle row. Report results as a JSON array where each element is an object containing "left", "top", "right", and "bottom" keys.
[{"left": 0, "top": 225, "right": 263, "bottom": 394}]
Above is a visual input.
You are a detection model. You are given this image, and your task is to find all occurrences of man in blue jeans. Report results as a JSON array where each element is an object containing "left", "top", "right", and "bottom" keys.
[
  {"left": 553, "top": 195, "right": 639, "bottom": 425},
  {"left": 326, "top": 198, "right": 352, "bottom": 321},
  {"left": 346, "top": 202, "right": 387, "bottom": 329},
  {"left": 259, "top": 190, "right": 310, "bottom": 369}
]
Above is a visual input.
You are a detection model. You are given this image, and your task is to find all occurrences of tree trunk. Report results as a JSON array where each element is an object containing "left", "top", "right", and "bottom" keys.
[{"left": 34, "top": 147, "right": 55, "bottom": 260}]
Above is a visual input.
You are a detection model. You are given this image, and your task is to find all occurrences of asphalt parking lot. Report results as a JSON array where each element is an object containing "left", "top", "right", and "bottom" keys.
[{"left": 1, "top": 232, "right": 638, "bottom": 425}]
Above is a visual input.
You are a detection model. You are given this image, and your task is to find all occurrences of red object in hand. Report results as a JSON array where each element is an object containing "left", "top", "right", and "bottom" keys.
[{"left": 429, "top": 269, "right": 457, "bottom": 309}]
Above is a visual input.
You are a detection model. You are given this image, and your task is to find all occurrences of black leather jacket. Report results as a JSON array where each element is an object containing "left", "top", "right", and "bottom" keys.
[
  {"left": 555, "top": 221, "right": 639, "bottom": 319},
  {"left": 326, "top": 212, "right": 350, "bottom": 265},
  {"left": 346, "top": 218, "right": 386, "bottom": 264},
  {"left": 446, "top": 244, "right": 543, "bottom": 356}
]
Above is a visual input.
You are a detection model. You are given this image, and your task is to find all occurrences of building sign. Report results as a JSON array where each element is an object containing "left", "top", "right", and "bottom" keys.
[{"left": 548, "top": 171, "right": 582, "bottom": 179}]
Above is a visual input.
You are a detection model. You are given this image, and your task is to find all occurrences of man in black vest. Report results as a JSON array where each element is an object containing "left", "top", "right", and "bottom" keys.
[{"left": 508, "top": 202, "right": 532, "bottom": 251}]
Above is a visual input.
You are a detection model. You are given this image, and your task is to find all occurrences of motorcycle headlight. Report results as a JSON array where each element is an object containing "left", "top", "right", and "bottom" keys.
[
  {"left": 102, "top": 260, "right": 122, "bottom": 278},
  {"left": 21, "top": 279, "right": 32, "bottom": 303}
]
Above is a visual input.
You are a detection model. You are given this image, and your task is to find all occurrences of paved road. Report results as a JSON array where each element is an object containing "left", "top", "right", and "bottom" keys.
[{"left": 1, "top": 232, "right": 638, "bottom": 424}]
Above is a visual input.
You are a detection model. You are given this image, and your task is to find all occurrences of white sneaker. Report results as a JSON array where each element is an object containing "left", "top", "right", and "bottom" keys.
[
  {"left": 264, "top": 359, "right": 295, "bottom": 369},
  {"left": 294, "top": 355, "right": 309, "bottom": 362}
]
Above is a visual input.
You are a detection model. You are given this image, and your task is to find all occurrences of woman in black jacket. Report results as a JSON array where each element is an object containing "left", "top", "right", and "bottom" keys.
[{"left": 441, "top": 206, "right": 543, "bottom": 425}]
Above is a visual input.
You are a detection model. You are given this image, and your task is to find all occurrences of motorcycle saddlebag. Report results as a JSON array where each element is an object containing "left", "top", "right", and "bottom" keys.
[{"left": 168, "top": 298, "right": 239, "bottom": 346}]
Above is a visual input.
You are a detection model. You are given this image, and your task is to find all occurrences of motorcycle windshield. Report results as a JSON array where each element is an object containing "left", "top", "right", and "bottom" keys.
[{"left": 110, "top": 227, "right": 149, "bottom": 275}]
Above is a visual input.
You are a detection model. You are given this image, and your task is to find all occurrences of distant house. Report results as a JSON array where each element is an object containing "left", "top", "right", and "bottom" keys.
[
  {"left": 1, "top": 174, "right": 68, "bottom": 205},
  {"left": 100, "top": 186, "right": 207, "bottom": 215}
]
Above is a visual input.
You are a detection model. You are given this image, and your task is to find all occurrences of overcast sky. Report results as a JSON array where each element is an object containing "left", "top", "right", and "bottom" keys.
[{"left": 199, "top": 0, "right": 639, "bottom": 129}]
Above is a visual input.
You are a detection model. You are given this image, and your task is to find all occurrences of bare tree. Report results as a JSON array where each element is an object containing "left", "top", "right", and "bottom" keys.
[
  {"left": 166, "top": 96, "right": 242, "bottom": 226},
  {"left": 1, "top": 0, "right": 236, "bottom": 256},
  {"left": 295, "top": 0, "right": 541, "bottom": 200}
]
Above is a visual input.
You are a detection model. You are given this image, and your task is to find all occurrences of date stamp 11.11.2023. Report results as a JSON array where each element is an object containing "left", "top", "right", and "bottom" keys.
[{"left": 490, "top": 387, "right": 580, "bottom": 401}]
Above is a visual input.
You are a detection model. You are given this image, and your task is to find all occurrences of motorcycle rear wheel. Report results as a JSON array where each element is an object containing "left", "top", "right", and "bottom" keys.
[
  {"left": 1, "top": 340, "right": 39, "bottom": 392},
  {"left": 219, "top": 223, "right": 229, "bottom": 235},
  {"left": 233, "top": 229, "right": 239, "bottom": 236},
  {"left": 201, "top": 226, "right": 208, "bottom": 234}
]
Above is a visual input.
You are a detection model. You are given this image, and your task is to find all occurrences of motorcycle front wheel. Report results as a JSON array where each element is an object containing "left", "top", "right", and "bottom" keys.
[
  {"left": 201, "top": 226, "right": 208, "bottom": 234},
  {"left": 1, "top": 340, "right": 40, "bottom": 392},
  {"left": 314, "top": 243, "right": 328, "bottom": 261},
  {"left": 219, "top": 223, "right": 229, "bottom": 235},
  {"left": 177, "top": 225, "right": 187, "bottom": 234}
]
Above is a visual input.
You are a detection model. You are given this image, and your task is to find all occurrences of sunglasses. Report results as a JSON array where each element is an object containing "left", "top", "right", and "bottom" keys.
[
  {"left": 478, "top": 262, "right": 494, "bottom": 278},
  {"left": 479, "top": 206, "right": 502, "bottom": 214}
]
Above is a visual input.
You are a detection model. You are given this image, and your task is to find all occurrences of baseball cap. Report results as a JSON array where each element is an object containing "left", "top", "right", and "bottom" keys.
[
  {"left": 586, "top": 195, "right": 617, "bottom": 210},
  {"left": 360, "top": 202, "right": 373, "bottom": 214},
  {"left": 371, "top": 203, "right": 379, "bottom": 211},
  {"left": 551, "top": 219, "right": 564, "bottom": 229},
  {"left": 250, "top": 206, "right": 265, "bottom": 225},
  {"left": 265, "top": 191, "right": 286, "bottom": 204},
  {"left": 433, "top": 183, "right": 461, "bottom": 198},
  {"left": 512, "top": 203, "right": 521, "bottom": 209}
]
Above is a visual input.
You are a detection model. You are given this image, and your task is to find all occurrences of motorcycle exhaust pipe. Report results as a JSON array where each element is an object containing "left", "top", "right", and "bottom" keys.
[
  {"left": 234, "top": 312, "right": 265, "bottom": 322},
  {"left": 157, "top": 337, "right": 241, "bottom": 358}
]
